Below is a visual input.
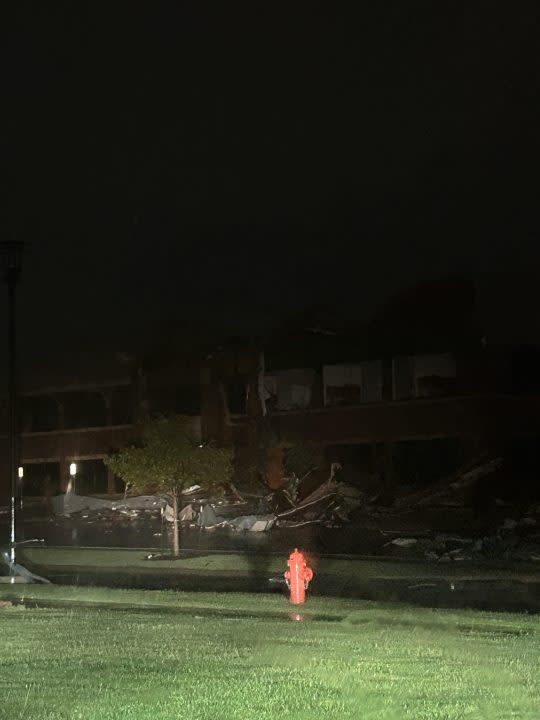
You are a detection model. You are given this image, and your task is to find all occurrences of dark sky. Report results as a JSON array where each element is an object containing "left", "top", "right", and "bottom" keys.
[{"left": 3, "top": 3, "right": 539, "bottom": 359}]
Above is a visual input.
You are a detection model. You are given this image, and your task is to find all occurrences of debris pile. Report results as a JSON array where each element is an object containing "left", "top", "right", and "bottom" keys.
[
  {"left": 469, "top": 508, "right": 540, "bottom": 562},
  {"left": 395, "top": 454, "right": 504, "bottom": 509},
  {"left": 50, "top": 493, "right": 168, "bottom": 517},
  {"left": 274, "top": 477, "right": 363, "bottom": 529},
  {"left": 379, "top": 504, "right": 540, "bottom": 563},
  {"left": 17, "top": 448, "right": 539, "bottom": 560},
  {"left": 160, "top": 464, "right": 365, "bottom": 533}
]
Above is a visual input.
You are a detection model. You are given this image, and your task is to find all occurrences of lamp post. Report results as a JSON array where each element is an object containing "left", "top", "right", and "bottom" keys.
[
  {"left": 69, "top": 462, "right": 77, "bottom": 494},
  {"left": 18, "top": 465, "right": 24, "bottom": 510},
  {"left": 1, "top": 241, "right": 24, "bottom": 573}
]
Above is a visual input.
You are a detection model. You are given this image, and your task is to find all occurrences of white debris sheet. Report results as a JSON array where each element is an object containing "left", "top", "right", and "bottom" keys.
[{"left": 227, "top": 515, "right": 276, "bottom": 532}]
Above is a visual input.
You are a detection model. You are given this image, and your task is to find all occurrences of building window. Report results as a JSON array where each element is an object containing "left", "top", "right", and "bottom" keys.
[
  {"left": 62, "top": 392, "right": 107, "bottom": 428},
  {"left": 20, "top": 396, "right": 59, "bottom": 433},
  {"left": 323, "top": 362, "right": 382, "bottom": 406},
  {"left": 111, "top": 386, "right": 133, "bottom": 425},
  {"left": 393, "top": 354, "right": 456, "bottom": 400},
  {"left": 21, "top": 462, "right": 61, "bottom": 497},
  {"left": 75, "top": 459, "right": 108, "bottom": 495}
]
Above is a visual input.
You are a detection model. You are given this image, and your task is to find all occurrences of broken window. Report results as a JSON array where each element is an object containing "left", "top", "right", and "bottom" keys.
[
  {"left": 414, "top": 354, "right": 456, "bottom": 397},
  {"left": 323, "top": 363, "right": 383, "bottom": 406},
  {"left": 324, "top": 365, "right": 362, "bottom": 406},
  {"left": 393, "top": 354, "right": 456, "bottom": 399},
  {"left": 275, "top": 369, "right": 314, "bottom": 410}
]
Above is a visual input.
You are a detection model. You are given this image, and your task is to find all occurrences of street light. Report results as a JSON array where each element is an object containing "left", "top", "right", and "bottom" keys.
[
  {"left": 1, "top": 241, "right": 24, "bottom": 573},
  {"left": 69, "top": 462, "right": 77, "bottom": 494},
  {"left": 18, "top": 466, "right": 24, "bottom": 510}
]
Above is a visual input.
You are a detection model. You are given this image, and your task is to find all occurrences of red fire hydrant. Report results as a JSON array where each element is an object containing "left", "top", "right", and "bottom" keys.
[{"left": 284, "top": 548, "right": 313, "bottom": 604}]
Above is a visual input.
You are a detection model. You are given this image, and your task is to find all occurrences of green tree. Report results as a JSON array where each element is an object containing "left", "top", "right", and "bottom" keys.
[{"left": 104, "top": 415, "right": 233, "bottom": 555}]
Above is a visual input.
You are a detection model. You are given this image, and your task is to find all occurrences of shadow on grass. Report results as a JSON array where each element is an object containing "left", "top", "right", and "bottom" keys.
[{"left": 245, "top": 551, "right": 275, "bottom": 591}]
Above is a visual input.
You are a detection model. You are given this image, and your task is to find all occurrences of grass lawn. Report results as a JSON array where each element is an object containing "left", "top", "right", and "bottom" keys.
[
  {"left": 0, "top": 586, "right": 539, "bottom": 719},
  {"left": 18, "top": 546, "right": 540, "bottom": 581}
]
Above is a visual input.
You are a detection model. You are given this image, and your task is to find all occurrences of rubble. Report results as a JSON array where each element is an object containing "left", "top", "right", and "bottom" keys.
[
  {"left": 198, "top": 504, "right": 219, "bottom": 528},
  {"left": 178, "top": 504, "right": 197, "bottom": 522},
  {"left": 395, "top": 454, "right": 504, "bottom": 509},
  {"left": 23, "top": 451, "right": 540, "bottom": 562},
  {"left": 155, "top": 462, "right": 368, "bottom": 533},
  {"left": 162, "top": 504, "right": 176, "bottom": 523},
  {"left": 383, "top": 506, "right": 540, "bottom": 563},
  {"left": 50, "top": 492, "right": 169, "bottom": 516},
  {"left": 112, "top": 496, "right": 167, "bottom": 511},
  {"left": 385, "top": 538, "right": 418, "bottom": 548},
  {"left": 228, "top": 515, "right": 276, "bottom": 532},
  {"left": 270, "top": 465, "right": 364, "bottom": 529},
  {"left": 51, "top": 493, "right": 113, "bottom": 516}
]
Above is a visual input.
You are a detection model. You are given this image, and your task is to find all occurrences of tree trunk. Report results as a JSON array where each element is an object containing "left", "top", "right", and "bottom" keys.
[{"left": 172, "top": 493, "right": 180, "bottom": 556}]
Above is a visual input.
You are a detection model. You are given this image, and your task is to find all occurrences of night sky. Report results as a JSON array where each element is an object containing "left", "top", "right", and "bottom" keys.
[{"left": 3, "top": 3, "right": 539, "bottom": 361}]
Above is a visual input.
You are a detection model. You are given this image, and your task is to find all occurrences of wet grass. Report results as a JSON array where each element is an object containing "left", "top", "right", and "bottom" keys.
[
  {"left": 18, "top": 546, "right": 540, "bottom": 581},
  {"left": 0, "top": 587, "right": 539, "bottom": 719}
]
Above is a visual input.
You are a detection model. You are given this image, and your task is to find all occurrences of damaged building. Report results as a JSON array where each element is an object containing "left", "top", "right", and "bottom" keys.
[
  {"left": 2, "top": 274, "right": 540, "bottom": 550},
  {"left": 0, "top": 350, "right": 202, "bottom": 505},
  {"left": 200, "top": 274, "right": 540, "bottom": 510}
]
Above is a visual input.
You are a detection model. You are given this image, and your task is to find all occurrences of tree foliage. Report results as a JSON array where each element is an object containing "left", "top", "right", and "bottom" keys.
[{"left": 105, "top": 415, "right": 233, "bottom": 500}]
